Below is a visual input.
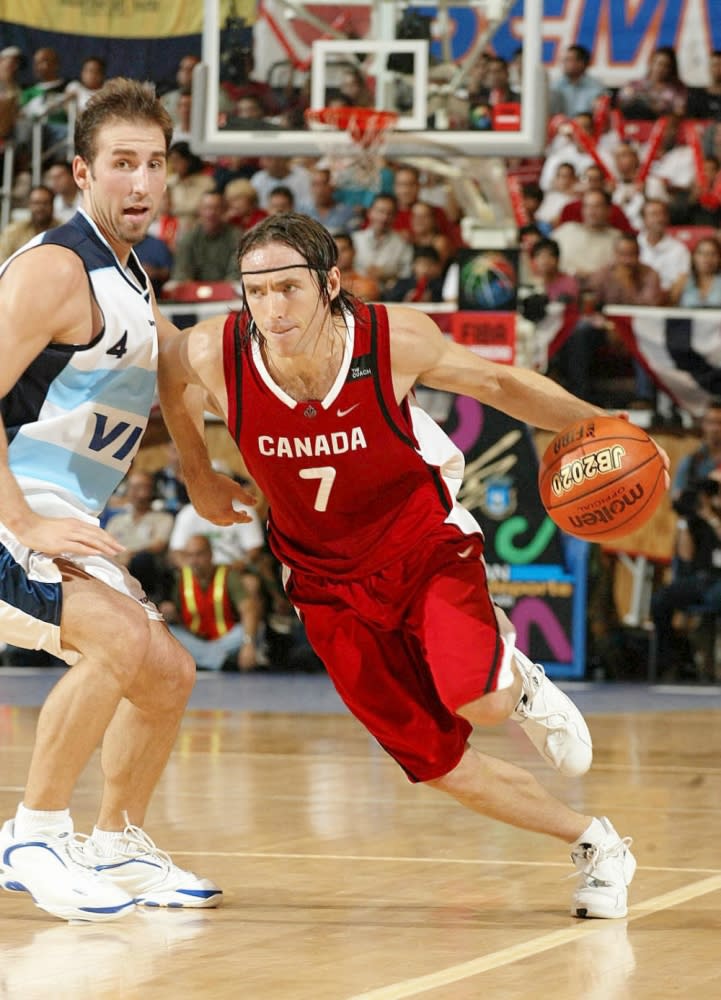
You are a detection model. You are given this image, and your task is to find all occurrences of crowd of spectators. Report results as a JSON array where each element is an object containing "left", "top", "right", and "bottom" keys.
[{"left": 4, "top": 38, "right": 721, "bottom": 681}]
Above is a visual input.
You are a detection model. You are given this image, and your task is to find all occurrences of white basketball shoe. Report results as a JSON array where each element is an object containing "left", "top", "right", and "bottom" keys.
[
  {"left": 74, "top": 823, "right": 223, "bottom": 908},
  {"left": 510, "top": 652, "right": 593, "bottom": 777},
  {"left": 571, "top": 817, "right": 637, "bottom": 918},
  {"left": 0, "top": 819, "right": 135, "bottom": 922}
]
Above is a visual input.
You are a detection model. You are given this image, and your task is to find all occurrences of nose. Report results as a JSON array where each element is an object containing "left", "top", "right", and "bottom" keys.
[{"left": 131, "top": 164, "right": 150, "bottom": 193}]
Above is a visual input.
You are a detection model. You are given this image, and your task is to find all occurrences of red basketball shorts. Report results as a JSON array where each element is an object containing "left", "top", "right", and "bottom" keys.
[{"left": 284, "top": 524, "right": 516, "bottom": 782}]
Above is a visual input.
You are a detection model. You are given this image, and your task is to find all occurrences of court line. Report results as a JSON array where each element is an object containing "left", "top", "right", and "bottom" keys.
[{"left": 345, "top": 874, "right": 721, "bottom": 1000}]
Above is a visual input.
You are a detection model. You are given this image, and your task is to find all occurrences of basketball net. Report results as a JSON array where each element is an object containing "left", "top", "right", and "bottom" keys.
[{"left": 305, "top": 106, "right": 399, "bottom": 191}]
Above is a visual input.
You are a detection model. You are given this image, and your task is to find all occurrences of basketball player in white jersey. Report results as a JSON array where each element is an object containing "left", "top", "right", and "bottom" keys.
[
  {"left": 0, "top": 79, "right": 221, "bottom": 920},
  {"left": 159, "top": 214, "right": 670, "bottom": 920}
]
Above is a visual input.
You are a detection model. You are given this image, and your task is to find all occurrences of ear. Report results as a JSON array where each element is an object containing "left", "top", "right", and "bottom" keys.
[
  {"left": 73, "top": 155, "right": 90, "bottom": 191},
  {"left": 327, "top": 265, "right": 342, "bottom": 300}
]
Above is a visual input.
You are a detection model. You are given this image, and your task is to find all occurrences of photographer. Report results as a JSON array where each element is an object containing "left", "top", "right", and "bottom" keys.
[{"left": 651, "top": 472, "right": 721, "bottom": 678}]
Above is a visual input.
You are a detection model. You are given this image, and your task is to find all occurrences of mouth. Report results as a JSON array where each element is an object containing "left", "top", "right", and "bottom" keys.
[{"left": 123, "top": 205, "right": 150, "bottom": 221}]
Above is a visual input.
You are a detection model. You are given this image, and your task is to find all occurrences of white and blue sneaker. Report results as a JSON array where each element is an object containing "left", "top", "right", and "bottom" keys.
[
  {"left": 75, "top": 823, "right": 223, "bottom": 908},
  {"left": 0, "top": 819, "right": 135, "bottom": 922},
  {"left": 511, "top": 652, "right": 593, "bottom": 777}
]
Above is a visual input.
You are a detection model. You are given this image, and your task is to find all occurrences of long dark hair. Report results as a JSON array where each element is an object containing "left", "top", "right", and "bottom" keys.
[{"left": 236, "top": 213, "right": 359, "bottom": 344}]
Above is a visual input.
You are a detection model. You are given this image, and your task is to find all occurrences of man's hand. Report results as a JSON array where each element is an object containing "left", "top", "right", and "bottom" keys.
[
  {"left": 14, "top": 513, "right": 127, "bottom": 557},
  {"left": 188, "top": 471, "right": 258, "bottom": 525}
]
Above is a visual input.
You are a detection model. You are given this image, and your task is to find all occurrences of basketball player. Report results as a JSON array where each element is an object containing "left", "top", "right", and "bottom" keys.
[
  {"left": 0, "top": 79, "right": 221, "bottom": 920},
  {"left": 159, "top": 213, "right": 666, "bottom": 919}
]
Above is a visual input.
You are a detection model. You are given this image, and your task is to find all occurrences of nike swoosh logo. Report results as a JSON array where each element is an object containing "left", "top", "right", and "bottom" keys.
[
  {"left": 336, "top": 404, "right": 360, "bottom": 418},
  {"left": 457, "top": 545, "right": 474, "bottom": 559}
]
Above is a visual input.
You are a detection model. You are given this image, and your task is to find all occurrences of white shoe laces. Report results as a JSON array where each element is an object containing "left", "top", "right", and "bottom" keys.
[
  {"left": 570, "top": 837, "right": 634, "bottom": 884},
  {"left": 70, "top": 815, "right": 172, "bottom": 872}
]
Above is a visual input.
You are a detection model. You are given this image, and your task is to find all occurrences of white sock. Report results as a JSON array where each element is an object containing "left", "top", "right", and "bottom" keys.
[
  {"left": 90, "top": 826, "right": 127, "bottom": 856},
  {"left": 573, "top": 816, "right": 607, "bottom": 848},
  {"left": 14, "top": 802, "right": 71, "bottom": 838}
]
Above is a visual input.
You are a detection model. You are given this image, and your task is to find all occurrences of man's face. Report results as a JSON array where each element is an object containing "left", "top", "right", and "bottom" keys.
[
  {"left": 241, "top": 242, "right": 340, "bottom": 360},
  {"left": 45, "top": 164, "right": 75, "bottom": 196},
  {"left": 615, "top": 238, "right": 640, "bottom": 270},
  {"left": 33, "top": 48, "right": 59, "bottom": 82},
  {"left": 198, "top": 194, "right": 225, "bottom": 232},
  {"left": 532, "top": 247, "right": 558, "bottom": 277},
  {"left": 393, "top": 172, "right": 419, "bottom": 209},
  {"left": 126, "top": 474, "right": 154, "bottom": 510},
  {"left": 74, "top": 120, "right": 168, "bottom": 257},
  {"left": 642, "top": 202, "right": 668, "bottom": 236},
  {"left": 184, "top": 537, "right": 214, "bottom": 575},
  {"left": 29, "top": 189, "right": 54, "bottom": 228},
  {"left": 368, "top": 198, "right": 395, "bottom": 233},
  {"left": 562, "top": 49, "right": 584, "bottom": 80},
  {"left": 581, "top": 192, "right": 608, "bottom": 228}
]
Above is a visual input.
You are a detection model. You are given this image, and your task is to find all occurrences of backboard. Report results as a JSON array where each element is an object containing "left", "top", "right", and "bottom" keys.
[{"left": 191, "top": 0, "right": 546, "bottom": 158}]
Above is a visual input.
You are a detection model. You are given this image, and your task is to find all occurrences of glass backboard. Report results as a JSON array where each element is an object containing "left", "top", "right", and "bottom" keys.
[{"left": 192, "top": 0, "right": 545, "bottom": 158}]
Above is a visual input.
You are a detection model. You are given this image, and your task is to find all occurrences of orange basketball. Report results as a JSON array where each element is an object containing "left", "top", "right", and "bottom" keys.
[{"left": 538, "top": 415, "right": 666, "bottom": 541}]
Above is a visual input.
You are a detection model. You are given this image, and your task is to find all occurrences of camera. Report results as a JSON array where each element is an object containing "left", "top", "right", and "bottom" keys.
[{"left": 672, "top": 478, "right": 721, "bottom": 518}]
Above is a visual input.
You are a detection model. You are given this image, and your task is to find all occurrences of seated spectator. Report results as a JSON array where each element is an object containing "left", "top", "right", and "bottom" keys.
[
  {"left": 676, "top": 236, "right": 721, "bottom": 307},
  {"left": 170, "top": 87, "right": 193, "bottom": 145},
  {"left": 166, "top": 141, "right": 215, "bottom": 237},
  {"left": 528, "top": 237, "right": 580, "bottom": 302},
  {"left": 17, "top": 47, "right": 68, "bottom": 157},
  {"left": 266, "top": 184, "right": 295, "bottom": 215},
  {"left": 64, "top": 56, "right": 106, "bottom": 114},
  {"left": 330, "top": 62, "right": 374, "bottom": 108},
  {"left": 169, "top": 486, "right": 265, "bottom": 572},
  {"left": 135, "top": 233, "right": 174, "bottom": 297},
  {"left": 652, "top": 470, "right": 721, "bottom": 679},
  {"left": 517, "top": 222, "right": 545, "bottom": 285},
  {"left": 333, "top": 231, "right": 380, "bottom": 301},
  {"left": 610, "top": 143, "right": 645, "bottom": 231},
  {"left": 540, "top": 113, "right": 598, "bottom": 192},
  {"left": 557, "top": 163, "right": 634, "bottom": 232},
  {"left": 306, "top": 166, "right": 359, "bottom": 232},
  {"left": 554, "top": 232, "right": 664, "bottom": 403},
  {"left": 224, "top": 177, "right": 268, "bottom": 232},
  {"left": 382, "top": 245, "right": 445, "bottom": 303},
  {"left": 44, "top": 160, "right": 81, "bottom": 222},
  {"left": 552, "top": 188, "right": 619, "bottom": 278},
  {"left": 686, "top": 50, "right": 721, "bottom": 120},
  {"left": 549, "top": 44, "right": 607, "bottom": 118},
  {"left": 170, "top": 191, "right": 240, "bottom": 282},
  {"left": 391, "top": 164, "right": 454, "bottom": 243},
  {"left": 638, "top": 198, "right": 690, "bottom": 302},
  {"left": 147, "top": 188, "right": 180, "bottom": 254},
  {"left": 0, "top": 185, "right": 59, "bottom": 263},
  {"left": 536, "top": 162, "right": 578, "bottom": 228},
  {"left": 468, "top": 54, "right": 520, "bottom": 124},
  {"left": 687, "top": 155, "right": 721, "bottom": 226},
  {"left": 0, "top": 46, "right": 21, "bottom": 140},
  {"left": 352, "top": 193, "right": 413, "bottom": 292},
  {"left": 105, "top": 469, "right": 174, "bottom": 602},
  {"left": 646, "top": 115, "right": 698, "bottom": 223},
  {"left": 672, "top": 398, "right": 721, "bottom": 502},
  {"left": 250, "top": 155, "right": 312, "bottom": 212},
  {"left": 520, "top": 183, "right": 552, "bottom": 236},
  {"left": 407, "top": 199, "right": 455, "bottom": 269},
  {"left": 160, "top": 55, "right": 200, "bottom": 129},
  {"left": 616, "top": 46, "right": 688, "bottom": 119},
  {"left": 152, "top": 441, "right": 190, "bottom": 514},
  {"left": 159, "top": 534, "right": 265, "bottom": 672}
]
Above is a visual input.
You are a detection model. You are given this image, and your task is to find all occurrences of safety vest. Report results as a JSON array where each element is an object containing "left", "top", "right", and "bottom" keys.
[{"left": 179, "top": 566, "right": 237, "bottom": 639}]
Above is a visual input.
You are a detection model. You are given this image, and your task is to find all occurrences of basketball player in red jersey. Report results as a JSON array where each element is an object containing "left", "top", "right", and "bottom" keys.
[{"left": 159, "top": 214, "right": 664, "bottom": 920}]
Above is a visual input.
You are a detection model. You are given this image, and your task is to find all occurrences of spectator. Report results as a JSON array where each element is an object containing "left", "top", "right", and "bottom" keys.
[
  {"left": 224, "top": 177, "right": 268, "bottom": 232},
  {"left": 166, "top": 141, "right": 215, "bottom": 237},
  {"left": 0, "top": 46, "right": 21, "bottom": 140},
  {"left": 159, "top": 534, "right": 265, "bottom": 672},
  {"left": 673, "top": 398, "right": 721, "bottom": 501},
  {"left": 382, "top": 245, "right": 445, "bottom": 303},
  {"left": 17, "top": 47, "right": 68, "bottom": 155},
  {"left": 64, "top": 56, "right": 106, "bottom": 114},
  {"left": 104, "top": 469, "right": 174, "bottom": 602},
  {"left": 170, "top": 88, "right": 193, "bottom": 145},
  {"left": 469, "top": 55, "right": 520, "bottom": 119},
  {"left": 407, "top": 199, "right": 455, "bottom": 270},
  {"left": 0, "top": 184, "right": 59, "bottom": 263},
  {"left": 212, "top": 154, "right": 259, "bottom": 191},
  {"left": 539, "top": 113, "right": 599, "bottom": 192},
  {"left": 616, "top": 46, "right": 687, "bottom": 120},
  {"left": 529, "top": 237, "right": 580, "bottom": 302},
  {"left": 552, "top": 189, "right": 619, "bottom": 278},
  {"left": 250, "top": 155, "right": 312, "bottom": 212},
  {"left": 550, "top": 45, "right": 607, "bottom": 118},
  {"left": 169, "top": 490, "right": 266, "bottom": 572},
  {"left": 685, "top": 50, "right": 721, "bottom": 119},
  {"left": 333, "top": 231, "right": 380, "bottom": 301},
  {"left": 638, "top": 198, "right": 690, "bottom": 302},
  {"left": 554, "top": 232, "right": 664, "bottom": 403},
  {"left": 646, "top": 115, "right": 698, "bottom": 222},
  {"left": 160, "top": 55, "right": 200, "bottom": 129},
  {"left": 152, "top": 441, "right": 190, "bottom": 514},
  {"left": 392, "top": 163, "right": 454, "bottom": 242},
  {"left": 676, "top": 236, "right": 721, "bottom": 307},
  {"left": 134, "top": 233, "right": 174, "bottom": 297},
  {"left": 610, "top": 143, "right": 646, "bottom": 231},
  {"left": 536, "top": 162, "right": 579, "bottom": 227},
  {"left": 687, "top": 155, "right": 721, "bottom": 226},
  {"left": 352, "top": 193, "right": 414, "bottom": 291},
  {"left": 171, "top": 191, "right": 239, "bottom": 282},
  {"left": 306, "top": 166, "right": 359, "bottom": 232},
  {"left": 148, "top": 187, "right": 180, "bottom": 254},
  {"left": 556, "top": 163, "right": 635, "bottom": 233},
  {"left": 333, "top": 63, "right": 373, "bottom": 108},
  {"left": 520, "top": 183, "right": 552, "bottom": 236},
  {"left": 266, "top": 184, "right": 295, "bottom": 216},
  {"left": 44, "top": 160, "right": 81, "bottom": 222}
]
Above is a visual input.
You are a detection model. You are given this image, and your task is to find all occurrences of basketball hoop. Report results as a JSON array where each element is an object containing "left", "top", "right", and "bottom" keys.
[{"left": 305, "top": 106, "right": 399, "bottom": 190}]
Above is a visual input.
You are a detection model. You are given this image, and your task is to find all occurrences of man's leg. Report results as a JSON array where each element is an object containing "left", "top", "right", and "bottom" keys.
[{"left": 429, "top": 745, "right": 636, "bottom": 919}]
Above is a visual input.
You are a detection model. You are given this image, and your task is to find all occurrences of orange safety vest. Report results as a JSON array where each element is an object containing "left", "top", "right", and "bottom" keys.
[{"left": 179, "top": 566, "right": 237, "bottom": 639}]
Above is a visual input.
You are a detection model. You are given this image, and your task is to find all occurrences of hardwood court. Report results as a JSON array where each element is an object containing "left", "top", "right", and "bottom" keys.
[{"left": 1, "top": 681, "right": 720, "bottom": 999}]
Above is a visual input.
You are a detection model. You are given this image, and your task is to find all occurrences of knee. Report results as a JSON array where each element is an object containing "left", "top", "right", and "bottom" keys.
[{"left": 142, "top": 639, "right": 196, "bottom": 712}]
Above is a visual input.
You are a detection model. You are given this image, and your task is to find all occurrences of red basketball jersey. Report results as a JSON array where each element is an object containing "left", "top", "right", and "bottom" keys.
[{"left": 222, "top": 302, "right": 480, "bottom": 578}]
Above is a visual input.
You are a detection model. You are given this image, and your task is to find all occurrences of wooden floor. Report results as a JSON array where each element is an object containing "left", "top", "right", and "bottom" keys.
[{"left": 1, "top": 683, "right": 720, "bottom": 999}]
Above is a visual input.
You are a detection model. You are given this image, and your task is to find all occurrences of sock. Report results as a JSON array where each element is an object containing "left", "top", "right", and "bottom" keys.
[
  {"left": 14, "top": 802, "right": 72, "bottom": 839},
  {"left": 90, "top": 826, "right": 127, "bottom": 856},
  {"left": 573, "top": 816, "right": 607, "bottom": 848}
]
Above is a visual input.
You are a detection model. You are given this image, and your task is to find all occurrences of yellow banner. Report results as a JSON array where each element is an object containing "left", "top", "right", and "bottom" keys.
[{"left": 0, "top": 1, "right": 256, "bottom": 39}]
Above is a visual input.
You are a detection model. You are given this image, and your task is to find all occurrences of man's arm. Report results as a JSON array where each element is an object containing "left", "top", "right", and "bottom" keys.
[
  {"left": 0, "top": 247, "right": 125, "bottom": 555},
  {"left": 156, "top": 311, "right": 256, "bottom": 525}
]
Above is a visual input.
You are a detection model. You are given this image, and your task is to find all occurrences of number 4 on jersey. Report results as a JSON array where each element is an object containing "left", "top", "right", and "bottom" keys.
[{"left": 106, "top": 330, "right": 128, "bottom": 359}]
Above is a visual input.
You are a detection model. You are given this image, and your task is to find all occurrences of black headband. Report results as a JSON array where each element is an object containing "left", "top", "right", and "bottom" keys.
[{"left": 239, "top": 263, "right": 319, "bottom": 277}]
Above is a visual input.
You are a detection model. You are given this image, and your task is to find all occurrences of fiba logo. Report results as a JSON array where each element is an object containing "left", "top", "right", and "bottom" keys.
[{"left": 459, "top": 251, "right": 517, "bottom": 311}]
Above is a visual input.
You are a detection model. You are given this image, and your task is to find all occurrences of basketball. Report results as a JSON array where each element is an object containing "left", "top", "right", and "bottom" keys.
[{"left": 538, "top": 415, "right": 666, "bottom": 541}]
